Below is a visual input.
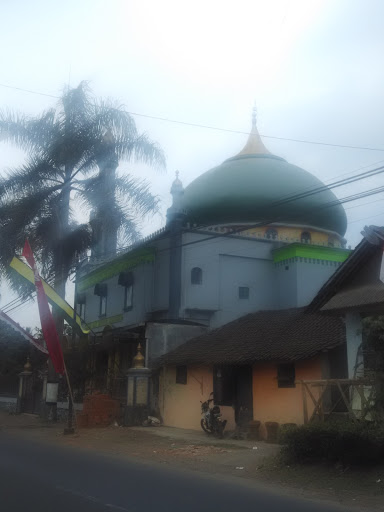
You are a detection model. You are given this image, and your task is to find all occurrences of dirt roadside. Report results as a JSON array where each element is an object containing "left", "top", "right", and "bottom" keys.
[{"left": 1, "top": 412, "right": 384, "bottom": 512}]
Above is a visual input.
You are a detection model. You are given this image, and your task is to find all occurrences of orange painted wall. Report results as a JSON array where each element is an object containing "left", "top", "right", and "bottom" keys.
[
  {"left": 159, "top": 366, "right": 236, "bottom": 431},
  {"left": 252, "top": 357, "right": 323, "bottom": 438},
  {"left": 160, "top": 358, "right": 322, "bottom": 434}
]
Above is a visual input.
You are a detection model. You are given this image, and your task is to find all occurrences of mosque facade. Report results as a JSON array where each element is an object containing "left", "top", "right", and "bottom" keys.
[{"left": 76, "top": 113, "right": 351, "bottom": 429}]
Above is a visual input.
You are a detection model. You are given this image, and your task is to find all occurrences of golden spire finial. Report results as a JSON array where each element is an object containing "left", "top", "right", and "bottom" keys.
[
  {"left": 252, "top": 103, "right": 257, "bottom": 131},
  {"left": 235, "top": 105, "right": 270, "bottom": 157},
  {"left": 132, "top": 342, "right": 145, "bottom": 369}
]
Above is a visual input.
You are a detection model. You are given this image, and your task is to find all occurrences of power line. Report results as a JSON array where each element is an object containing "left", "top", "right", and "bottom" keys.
[
  {"left": 93, "top": 163, "right": 384, "bottom": 262},
  {"left": 0, "top": 82, "right": 58, "bottom": 99},
  {"left": 2, "top": 273, "right": 64, "bottom": 315},
  {"left": 344, "top": 196, "right": 384, "bottom": 210},
  {"left": 0, "top": 81, "right": 384, "bottom": 153},
  {"left": 6, "top": 179, "right": 384, "bottom": 319},
  {"left": 82, "top": 175, "right": 384, "bottom": 273},
  {"left": 349, "top": 210, "right": 384, "bottom": 225},
  {"left": 5, "top": 159, "right": 382, "bottom": 306}
]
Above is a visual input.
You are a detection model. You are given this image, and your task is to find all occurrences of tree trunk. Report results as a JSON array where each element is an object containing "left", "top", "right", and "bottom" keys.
[{"left": 96, "top": 140, "right": 119, "bottom": 257}]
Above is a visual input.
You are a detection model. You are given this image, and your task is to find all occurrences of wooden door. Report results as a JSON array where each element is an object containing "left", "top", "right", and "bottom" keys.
[{"left": 234, "top": 366, "right": 253, "bottom": 425}]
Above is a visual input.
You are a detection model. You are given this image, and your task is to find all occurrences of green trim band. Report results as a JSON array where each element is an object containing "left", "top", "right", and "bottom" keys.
[
  {"left": 87, "top": 314, "right": 124, "bottom": 330},
  {"left": 273, "top": 243, "right": 351, "bottom": 264},
  {"left": 78, "top": 247, "right": 155, "bottom": 292}
]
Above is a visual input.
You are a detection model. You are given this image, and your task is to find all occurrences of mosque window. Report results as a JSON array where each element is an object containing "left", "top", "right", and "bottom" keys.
[
  {"left": 118, "top": 272, "right": 134, "bottom": 311},
  {"left": 265, "top": 228, "right": 278, "bottom": 240},
  {"left": 76, "top": 293, "right": 86, "bottom": 319},
  {"left": 238, "top": 286, "right": 250, "bottom": 299},
  {"left": 301, "top": 231, "right": 311, "bottom": 244},
  {"left": 328, "top": 236, "right": 336, "bottom": 247},
  {"left": 191, "top": 267, "right": 203, "bottom": 285},
  {"left": 94, "top": 284, "right": 108, "bottom": 317},
  {"left": 277, "top": 363, "right": 296, "bottom": 388}
]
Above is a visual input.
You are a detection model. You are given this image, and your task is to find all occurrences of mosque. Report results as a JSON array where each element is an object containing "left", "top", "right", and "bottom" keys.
[{"left": 76, "top": 111, "right": 352, "bottom": 432}]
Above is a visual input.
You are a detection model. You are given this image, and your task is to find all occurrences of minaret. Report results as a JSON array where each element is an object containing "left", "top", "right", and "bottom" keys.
[
  {"left": 167, "top": 171, "right": 185, "bottom": 320},
  {"left": 91, "top": 130, "right": 119, "bottom": 259},
  {"left": 166, "top": 171, "right": 185, "bottom": 225}
]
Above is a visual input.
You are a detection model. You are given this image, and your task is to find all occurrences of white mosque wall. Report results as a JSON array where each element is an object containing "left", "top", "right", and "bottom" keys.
[
  {"left": 151, "top": 235, "right": 170, "bottom": 313},
  {"left": 80, "top": 230, "right": 341, "bottom": 338},
  {"left": 81, "top": 261, "right": 154, "bottom": 331},
  {"left": 296, "top": 260, "right": 340, "bottom": 307},
  {"left": 180, "top": 231, "right": 277, "bottom": 327},
  {"left": 275, "top": 258, "right": 341, "bottom": 309}
]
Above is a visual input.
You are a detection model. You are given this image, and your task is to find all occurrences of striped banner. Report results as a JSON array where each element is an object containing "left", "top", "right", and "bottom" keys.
[{"left": 10, "top": 256, "right": 90, "bottom": 335}]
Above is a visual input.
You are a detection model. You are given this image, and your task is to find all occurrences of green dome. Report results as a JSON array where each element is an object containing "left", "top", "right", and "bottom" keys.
[{"left": 182, "top": 153, "right": 347, "bottom": 236}]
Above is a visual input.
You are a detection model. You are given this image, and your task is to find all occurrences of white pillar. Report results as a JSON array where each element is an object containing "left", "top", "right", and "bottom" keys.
[{"left": 345, "top": 312, "right": 364, "bottom": 378}]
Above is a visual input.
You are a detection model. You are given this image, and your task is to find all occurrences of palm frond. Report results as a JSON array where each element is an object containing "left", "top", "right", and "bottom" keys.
[
  {"left": 115, "top": 132, "right": 166, "bottom": 169},
  {"left": 0, "top": 108, "right": 56, "bottom": 155},
  {"left": 0, "top": 158, "right": 63, "bottom": 200}
]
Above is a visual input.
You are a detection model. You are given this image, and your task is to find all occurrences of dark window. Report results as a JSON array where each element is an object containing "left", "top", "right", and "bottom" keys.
[
  {"left": 94, "top": 284, "right": 108, "bottom": 317},
  {"left": 118, "top": 272, "right": 134, "bottom": 310},
  {"left": 213, "top": 366, "right": 235, "bottom": 405},
  {"left": 301, "top": 231, "right": 311, "bottom": 244},
  {"left": 124, "top": 285, "right": 133, "bottom": 310},
  {"left": 191, "top": 267, "right": 202, "bottom": 285},
  {"left": 277, "top": 363, "right": 296, "bottom": 388},
  {"left": 76, "top": 293, "right": 86, "bottom": 319},
  {"left": 239, "top": 286, "right": 249, "bottom": 299},
  {"left": 118, "top": 271, "right": 134, "bottom": 287},
  {"left": 176, "top": 366, "right": 187, "bottom": 384},
  {"left": 265, "top": 228, "right": 278, "bottom": 240}
]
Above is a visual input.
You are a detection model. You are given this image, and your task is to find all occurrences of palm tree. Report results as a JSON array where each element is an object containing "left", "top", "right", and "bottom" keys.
[{"left": 0, "top": 83, "right": 165, "bottom": 306}]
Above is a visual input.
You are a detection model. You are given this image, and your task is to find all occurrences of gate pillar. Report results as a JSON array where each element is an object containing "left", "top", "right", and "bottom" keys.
[{"left": 16, "top": 358, "right": 33, "bottom": 414}]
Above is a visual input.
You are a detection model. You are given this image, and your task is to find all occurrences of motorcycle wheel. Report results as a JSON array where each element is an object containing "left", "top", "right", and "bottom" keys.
[{"left": 200, "top": 418, "right": 213, "bottom": 434}]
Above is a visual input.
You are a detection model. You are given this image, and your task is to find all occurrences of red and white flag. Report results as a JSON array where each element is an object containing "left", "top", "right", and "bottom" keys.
[
  {"left": 22, "top": 240, "right": 65, "bottom": 375},
  {"left": 0, "top": 310, "right": 48, "bottom": 354}
]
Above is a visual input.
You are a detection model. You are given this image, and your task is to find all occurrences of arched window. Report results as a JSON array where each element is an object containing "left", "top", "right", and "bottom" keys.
[
  {"left": 328, "top": 236, "right": 336, "bottom": 247},
  {"left": 191, "top": 267, "right": 202, "bottom": 285},
  {"left": 265, "top": 228, "right": 278, "bottom": 240},
  {"left": 301, "top": 231, "right": 311, "bottom": 244}
]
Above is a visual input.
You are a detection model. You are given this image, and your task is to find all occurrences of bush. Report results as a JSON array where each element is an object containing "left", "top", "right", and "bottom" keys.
[{"left": 280, "top": 421, "right": 384, "bottom": 466}]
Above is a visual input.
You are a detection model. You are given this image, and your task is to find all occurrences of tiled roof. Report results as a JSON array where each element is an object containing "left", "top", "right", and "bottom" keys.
[
  {"left": 308, "top": 225, "right": 384, "bottom": 313},
  {"left": 321, "top": 283, "right": 384, "bottom": 312},
  {"left": 156, "top": 308, "right": 345, "bottom": 367}
]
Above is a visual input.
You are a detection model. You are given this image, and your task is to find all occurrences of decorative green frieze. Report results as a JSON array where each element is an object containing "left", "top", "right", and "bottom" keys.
[
  {"left": 273, "top": 243, "right": 351, "bottom": 264},
  {"left": 78, "top": 247, "right": 155, "bottom": 292},
  {"left": 87, "top": 314, "right": 124, "bottom": 330}
]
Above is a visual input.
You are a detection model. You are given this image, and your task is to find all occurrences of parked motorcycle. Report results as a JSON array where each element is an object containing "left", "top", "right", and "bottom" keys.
[{"left": 200, "top": 392, "right": 227, "bottom": 438}]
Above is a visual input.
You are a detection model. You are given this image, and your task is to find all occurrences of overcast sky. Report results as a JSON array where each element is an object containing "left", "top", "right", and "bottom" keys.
[{"left": 1, "top": 0, "right": 384, "bottom": 328}]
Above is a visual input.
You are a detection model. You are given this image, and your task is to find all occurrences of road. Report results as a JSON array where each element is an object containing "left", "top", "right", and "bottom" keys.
[{"left": 0, "top": 432, "right": 344, "bottom": 512}]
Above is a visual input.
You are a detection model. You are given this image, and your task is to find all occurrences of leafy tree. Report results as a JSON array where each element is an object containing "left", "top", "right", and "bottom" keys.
[
  {"left": 0, "top": 321, "right": 46, "bottom": 377},
  {"left": 0, "top": 83, "right": 165, "bottom": 306},
  {"left": 363, "top": 316, "right": 384, "bottom": 419}
]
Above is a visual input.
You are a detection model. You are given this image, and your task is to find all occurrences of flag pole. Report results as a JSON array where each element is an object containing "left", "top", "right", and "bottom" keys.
[
  {"left": 63, "top": 360, "right": 77, "bottom": 434},
  {"left": 64, "top": 262, "right": 79, "bottom": 435}
]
